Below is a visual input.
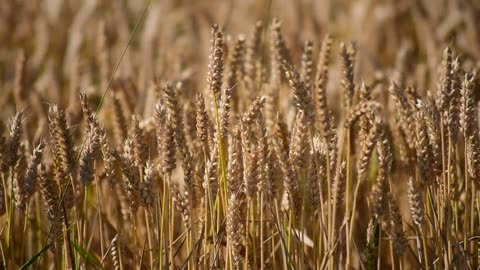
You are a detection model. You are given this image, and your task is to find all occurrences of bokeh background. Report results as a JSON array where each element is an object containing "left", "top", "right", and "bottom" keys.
[{"left": 1, "top": 0, "right": 478, "bottom": 111}]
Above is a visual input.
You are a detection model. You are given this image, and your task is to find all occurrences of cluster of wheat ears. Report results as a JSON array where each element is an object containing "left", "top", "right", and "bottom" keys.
[{"left": 2, "top": 1, "right": 480, "bottom": 269}]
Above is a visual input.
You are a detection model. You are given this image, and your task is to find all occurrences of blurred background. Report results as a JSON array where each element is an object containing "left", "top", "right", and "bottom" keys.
[{"left": 1, "top": 0, "right": 479, "bottom": 99}]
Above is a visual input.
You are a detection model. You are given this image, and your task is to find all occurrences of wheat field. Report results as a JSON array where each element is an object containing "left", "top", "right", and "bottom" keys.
[{"left": 1, "top": 0, "right": 480, "bottom": 269}]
